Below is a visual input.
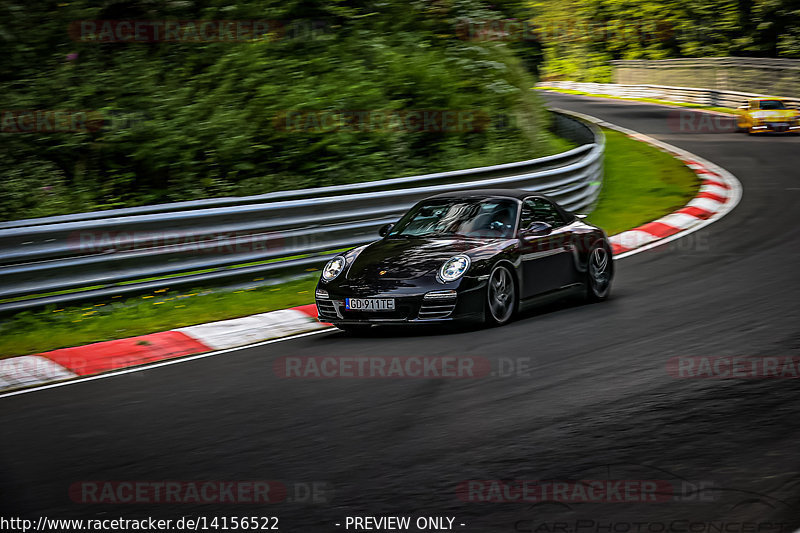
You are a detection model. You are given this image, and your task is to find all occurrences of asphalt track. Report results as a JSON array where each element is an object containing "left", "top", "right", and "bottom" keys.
[{"left": 2, "top": 94, "right": 800, "bottom": 531}]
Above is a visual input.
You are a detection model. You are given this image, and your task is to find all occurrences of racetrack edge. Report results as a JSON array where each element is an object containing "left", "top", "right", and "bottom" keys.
[{"left": 0, "top": 111, "right": 743, "bottom": 397}]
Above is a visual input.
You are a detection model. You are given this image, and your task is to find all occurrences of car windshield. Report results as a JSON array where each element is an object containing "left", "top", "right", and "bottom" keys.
[
  {"left": 390, "top": 198, "right": 518, "bottom": 239},
  {"left": 758, "top": 100, "right": 786, "bottom": 110}
]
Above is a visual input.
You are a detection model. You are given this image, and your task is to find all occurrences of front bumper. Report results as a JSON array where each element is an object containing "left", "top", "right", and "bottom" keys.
[
  {"left": 750, "top": 122, "right": 800, "bottom": 133},
  {"left": 315, "top": 278, "right": 486, "bottom": 325}
]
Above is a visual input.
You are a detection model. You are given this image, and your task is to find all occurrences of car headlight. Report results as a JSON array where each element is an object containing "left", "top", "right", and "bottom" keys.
[
  {"left": 321, "top": 256, "right": 346, "bottom": 282},
  {"left": 438, "top": 255, "right": 471, "bottom": 283}
]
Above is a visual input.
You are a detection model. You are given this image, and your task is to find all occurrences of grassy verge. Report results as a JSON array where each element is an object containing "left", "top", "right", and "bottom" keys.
[
  {"left": 586, "top": 129, "right": 699, "bottom": 236},
  {"left": 536, "top": 87, "right": 737, "bottom": 115},
  {"left": 0, "top": 275, "right": 321, "bottom": 357},
  {"left": 0, "top": 129, "right": 698, "bottom": 358}
]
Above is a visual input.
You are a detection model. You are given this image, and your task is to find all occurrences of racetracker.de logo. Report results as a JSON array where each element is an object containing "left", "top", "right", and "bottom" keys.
[
  {"left": 67, "top": 230, "right": 287, "bottom": 255},
  {"left": 273, "top": 110, "right": 493, "bottom": 133},
  {"left": 69, "top": 481, "right": 286, "bottom": 504},
  {"left": 667, "top": 110, "right": 738, "bottom": 133},
  {"left": 274, "top": 356, "right": 492, "bottom": 379},
  {"left": 455, "top": 19, "right": 674, "bottom": 43},
  {"left": 667, "top": 356, "right": 800, "bottom": 379},
  {"left": 69, "top": 20, "right": 292, "bottom": 42},
  {"left": 1, "top": 110, "right": 105, "bottom": 133},
  {"left": 457, "top": 480, "right": 677, "bottom": 503},
  {"left": 514, "top": 519, "right": 793, "bottom": 533}
]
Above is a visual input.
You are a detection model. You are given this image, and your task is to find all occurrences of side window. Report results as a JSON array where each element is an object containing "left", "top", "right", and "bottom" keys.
[
  {"left": 521, "top": 198, "right": 566, "bottom": 228},
  {"left": 520, "top": 200, "right": 536, "bottom": 229}
]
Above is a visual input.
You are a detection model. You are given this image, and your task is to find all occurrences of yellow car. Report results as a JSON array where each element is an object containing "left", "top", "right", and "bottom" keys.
[{"left": 736, "top": 98, "right": 800, "bottom": 134}]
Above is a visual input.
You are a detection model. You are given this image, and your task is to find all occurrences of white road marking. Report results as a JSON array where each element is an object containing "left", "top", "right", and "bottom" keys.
[
  {"left": 699, "top": 183, "right": 730, "bottom": 197},
  {"left": 0, "top": 329, "right": 333, "bottom": 399},
  {"left": 657, "top": 212, "right": 704, "bottom": 230},
  {"left": 0, "top": 356, "right": 77, "bottom": 390},
  {"left": 177, "top": 309, "right": 326, "bottom": 350},
  {"left": 686, "top": 197, "right": 725, "bottom": 212},
  {"left": 609, "top": 230, "right": 660, "bottom": 249}
]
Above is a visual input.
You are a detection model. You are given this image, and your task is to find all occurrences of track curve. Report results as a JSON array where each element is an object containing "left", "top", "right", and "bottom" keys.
[{"left": 2, "top": 94, "right": 799, "bottom": 531}]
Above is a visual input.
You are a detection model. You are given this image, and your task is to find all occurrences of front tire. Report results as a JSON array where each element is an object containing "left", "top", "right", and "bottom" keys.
[
  {"left": 485, "top": 264, "right": 516, "bottom": 326},
  {"left": 586, "top": 243, "right": 612, "bottom": 302}
]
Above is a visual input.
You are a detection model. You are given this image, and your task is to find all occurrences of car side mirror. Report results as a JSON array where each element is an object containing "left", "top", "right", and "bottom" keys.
[
  {"left": 379, "top": 223, "right": 394, "bottom": 237},
  {"left": 521, "top": 221, "right": 552, "bottom": 239}
]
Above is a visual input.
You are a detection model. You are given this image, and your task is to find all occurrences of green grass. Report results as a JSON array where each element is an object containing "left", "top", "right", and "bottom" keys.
[
  {"left": 548, "top": 134, "right": 579, "bottom": 154},
  {"left": 0, "top": 275, "right": 320, "bottom": 357},
  {"left": 0, "top": 129, "right": 697, "bottom": 358},
  {"left": 536, "top": 87, "right": 737, "bottom": 115},
  {"left": 586, "top": 128, "right": 699, "bottom": 236}
]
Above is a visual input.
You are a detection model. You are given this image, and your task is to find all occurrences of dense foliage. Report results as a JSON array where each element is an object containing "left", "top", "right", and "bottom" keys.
[
  {"left": 532, "top": 0, "right": 800, "bottom": 81},
  {"left": 0, "top": 0, "right": 561, "bottom": 221},
  {"left": 4, "top": 0, "right": 794, "bottom": 221}
]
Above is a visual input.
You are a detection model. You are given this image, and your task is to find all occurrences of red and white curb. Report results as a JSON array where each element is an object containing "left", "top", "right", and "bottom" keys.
[
  {"left": 0, "top": 114, "right": 741, "bottom": 396},
  {"left": 176, "top": 304, "right": 326, "bottom": 351},
  {"left": 553, "top": 109, "right": 742, "bottom": 259},
  {"left": 0, "top": 305, "right": 327, "bottom": 391},
  {"left": 610, "top": 162, "right": 735, "bottom": 255},
  {"left": 0, "top": 356, "right": 78, "bottom": 390}
]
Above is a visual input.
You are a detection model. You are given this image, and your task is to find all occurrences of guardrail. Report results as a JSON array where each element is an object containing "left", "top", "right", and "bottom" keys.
[
  {"left": 0, "top": 111, "right": 604, "bottom": 314},
  {"left": 610, "top": 57, "right": 800, "bottom": 99},
  {"left": 537, "top": 81, "right": 800, "bottom": 109}
]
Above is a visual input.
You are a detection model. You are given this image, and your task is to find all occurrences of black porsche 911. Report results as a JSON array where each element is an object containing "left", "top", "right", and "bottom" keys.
[{"left": 315, "top": 189, "right": 613, "bottom": 331}]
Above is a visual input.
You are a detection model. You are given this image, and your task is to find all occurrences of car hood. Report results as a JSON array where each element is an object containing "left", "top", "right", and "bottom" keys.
[
  {"left": 346, "top": 236, "right": 501, "bottom": 281},
  {"left": 751, "top": 110, "right": 798, "bottom": 120}
]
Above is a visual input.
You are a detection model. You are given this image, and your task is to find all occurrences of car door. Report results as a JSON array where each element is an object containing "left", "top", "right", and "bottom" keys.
[{"left": 517, "top": 197, "right": 575, "bottom": 298}]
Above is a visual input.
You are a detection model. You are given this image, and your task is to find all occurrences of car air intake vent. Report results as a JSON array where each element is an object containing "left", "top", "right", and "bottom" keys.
[
  {"left": 317, "top": 300, "right": 338, "bottom": 319},
  {"left": 417, "top": 302, "right": 456, "bottom": 320}
]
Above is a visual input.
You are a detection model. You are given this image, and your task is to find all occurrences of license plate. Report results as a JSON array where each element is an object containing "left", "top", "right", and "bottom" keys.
[{"left": 345, "top": 298, "right": 395, "bottom": 311}]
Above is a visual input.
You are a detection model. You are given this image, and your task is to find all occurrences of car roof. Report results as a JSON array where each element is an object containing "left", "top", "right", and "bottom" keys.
[{"left": 426, "top": 189, "right": 551, "bottom": 201}]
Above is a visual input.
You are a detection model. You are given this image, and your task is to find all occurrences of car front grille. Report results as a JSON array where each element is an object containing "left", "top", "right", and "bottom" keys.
[
  {"left": 417, "top": 302, "right": 456, "bottom": 320},
  {"left": 340, "top": 307, "right": 411, "bottom": 320},
  {"left": 318, "top": 297, "right": 456, "bottom": 321}
]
